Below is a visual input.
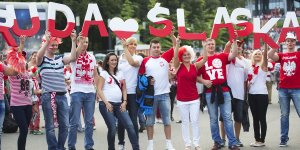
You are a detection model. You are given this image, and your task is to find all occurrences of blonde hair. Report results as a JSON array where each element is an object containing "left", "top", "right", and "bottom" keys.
[
  {"left": 251, "top": 49, "right": 263, "bottom": 66},
  {"left": 126, "top": 37, "right": 137, "bottom": 44}
]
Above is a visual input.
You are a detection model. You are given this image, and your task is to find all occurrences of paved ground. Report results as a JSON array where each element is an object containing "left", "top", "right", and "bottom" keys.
[{"left": 2, "top": 86, "right": 300, "bottom": 150}]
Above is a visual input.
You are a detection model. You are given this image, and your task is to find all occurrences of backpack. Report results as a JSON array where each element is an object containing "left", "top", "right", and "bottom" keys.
[
  {"left": 3, "top": 113, "right": 18, "bottom": 133},
  {"left": 136, "top": 74, "right": 149, "bottom": 104}
]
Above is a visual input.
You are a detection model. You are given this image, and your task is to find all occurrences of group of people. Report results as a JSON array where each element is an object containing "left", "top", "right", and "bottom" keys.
[{"left": 0, "top": 27, "right": 299, "bottom": 150}]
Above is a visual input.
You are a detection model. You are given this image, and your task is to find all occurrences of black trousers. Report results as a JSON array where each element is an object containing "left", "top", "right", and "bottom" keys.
[
  {"left": 11, "top": 105, "right": 32, "bottom": 150},
  {"left": 248, "top": 94, "right": 269, "bottom": 143}
]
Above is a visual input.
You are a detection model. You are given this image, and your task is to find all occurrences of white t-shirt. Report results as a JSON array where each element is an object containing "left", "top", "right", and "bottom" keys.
[
  {"left": 100, "top": 70, "right": 124, "bottom": 103},
  {"left": 70, "top": 53, "right": 97, "bottom": 94},
  {"left": 227, "top": 57, "right": 248, "bottom": 100},
  {"left": 248, "top": 67, "right": 268, "bottom": 94},
  {"left": 138, "top": 48, "right": 174, "bottom": 96},
  {"left": 118, "top": 54, "right": 143, "bottom": 94}
]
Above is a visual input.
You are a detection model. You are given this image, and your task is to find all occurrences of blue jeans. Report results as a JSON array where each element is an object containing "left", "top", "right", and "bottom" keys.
[
  {"left": 278, "top": 88, "right": 300, "bottom": 143},
  {"left": 118, "top": 94, "right": 139, "bottom": 145},
  {"left": 11, "top": 105, "right": 32, "bottom": 150},
  {"left": 145, "top": 93, "right": 171, "bottom": 126},
  {"left": 0, "top": 100, "right": 5, "bottom": 150},
  {"left": 41, "top": 93, "right": 69, "bottom": 150},
  {"left": 205, "top": 92, "right": 237, "bottom": 146},
  {"left": 68, "top": 92, "right": 95, "bottom": 149},
  {"left": 99, "top": 101, "right": 139, "bottom": 150}
]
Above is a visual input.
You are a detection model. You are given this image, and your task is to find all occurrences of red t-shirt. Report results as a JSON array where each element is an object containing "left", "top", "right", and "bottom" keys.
[
  {"left": 277, "top": 51, "right": 300, "bottom": 88},
  {"left": 176, "top": 64, "right": 199, "bottom": 101},
  {"left": 197, "top": 53, "right": 230, "bottom": 93}
]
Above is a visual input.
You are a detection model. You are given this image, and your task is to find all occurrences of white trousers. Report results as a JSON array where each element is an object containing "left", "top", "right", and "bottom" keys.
[{"left": 177, "top": 100, "right": 200, "bottom": 147}]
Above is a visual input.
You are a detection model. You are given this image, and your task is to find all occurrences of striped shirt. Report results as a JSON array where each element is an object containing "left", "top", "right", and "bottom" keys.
[
  {"left": 38, "top": 55, "right": 66, "bottom": 92},
  {"left": 9, "top": 72, "right": 32, "bottom": 106}
]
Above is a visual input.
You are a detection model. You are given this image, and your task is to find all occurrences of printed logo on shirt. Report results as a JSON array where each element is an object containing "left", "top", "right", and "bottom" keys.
[
  {"left": 17, "top": 75, "right": 30, "bottom": 97},
  {"left": 205, "top": 59, "right": 224, "bottom": 80},
  {"left": 108, "top": 77, "right": 113, "bottom": 84},
  {"left": 160, "top": 61, "right": 164, "bottom": 67},
  {"left": 283, "top": 60, "right": 296, "bottom": 76}
]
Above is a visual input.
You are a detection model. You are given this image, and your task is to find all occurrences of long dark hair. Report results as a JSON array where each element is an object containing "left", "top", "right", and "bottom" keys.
[{"left": 103, "top": 52, "right": 119, "bottom": 75}]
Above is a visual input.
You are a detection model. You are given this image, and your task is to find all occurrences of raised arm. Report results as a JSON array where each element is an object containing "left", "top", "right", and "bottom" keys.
[
  {"left": 268, "top": 48, "right": 279, "bottom": 62},
  {"left": 63, "top": 29, "right": 77, "bottom": 64},
  {"left": 173, "top": 36, "right": 181, "bottom": 69},
  {"left": 195, "top": 41, "right": 208, "bottom": 69},
  {"left": 170, "top": 27, "right": 176, "bottom": 48},
  {"left": 19, "top": 35, "right": 26, "bottom": 53},
  {"left": 228, "top": 39, "right": 238, "bottom": 61},
  {"left": 223, "top": 41, "right": 232, "bottom": 53},
  {"left": 36, "top": 31, "right": 50, "bottom": 66},
  {"left": 261, "top": 44, "right": 268, "bottom": 72},
  {"left": 122, "top": 39, "right": 140, "bottom": 67}
]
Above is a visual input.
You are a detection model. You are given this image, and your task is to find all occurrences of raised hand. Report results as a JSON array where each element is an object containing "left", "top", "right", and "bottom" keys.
[
  {"left": 70, "top": 29, "right": 77, "bottom": 42},
  {"left": 44, "top": 31, "right": 51, "bottom": 43},
  {"left": 19, "top": 35, "right": 26, "bottom": 44},
  {"left": 121, "top": 38, "right": 127, "bottom": 49}
]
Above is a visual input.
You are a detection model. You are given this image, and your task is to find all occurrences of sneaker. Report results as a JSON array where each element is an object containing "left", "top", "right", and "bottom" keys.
[
  {"left": 166, "top": 143, "right": 175, "bottom": 150},
  {"left": 279, "top": 141, "right": 288, "bottom": 147},
  {"left": 211, "top": 142, "right": 221, "bottom": 150},
  {"left": 236, "top": 139, "right": 243, "bottom": 147},
  {"left": 184, "top": 146, "right": 191, "bottom": 150},
  {"left": 176, "top": 120, "right": 182, "bottom": 123},
  {"left": 147, "top": 143, "right": 153, "bottom": 150},
  {"left": 220, "top": 139, "right": 226, "bottom": 147},
  {"left": 93, "top": 126, "right": 96, "bottom": 130},
  {"left": 250, "top": 141, "right": 265, "bottom": 147},
  {"left": 195, "top": 146, "right": 201, "bottom": 150},
  {"left": 118, "top": 144, "right": 125, "bottom": 150},
  {"left": 228, "top": 145, "right": 240, "bottom": 150}
]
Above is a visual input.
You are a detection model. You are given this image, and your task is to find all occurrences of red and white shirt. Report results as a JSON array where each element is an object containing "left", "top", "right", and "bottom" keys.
[
  {"left": 70, "top": 52, "right": 97, "bottom": 94},
  {"left": 9, "top": 72, "right": 32, "bottom": 106},
  {"left": 197, "top": 53, "right": 230, "bottom": 93},
  {"left": 139, "top": 48, "right": 174, "bottom": 96},
  {"left": 176, "top": 64, "right": 198, "bottom": 102},
  {"left": 277, "top": 51, "right": 300, "bottom": 88}
]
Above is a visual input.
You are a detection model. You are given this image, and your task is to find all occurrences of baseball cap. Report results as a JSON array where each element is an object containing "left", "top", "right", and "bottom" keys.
[{"left": 285, "top": 32, "right": 297, "bottom": 40}]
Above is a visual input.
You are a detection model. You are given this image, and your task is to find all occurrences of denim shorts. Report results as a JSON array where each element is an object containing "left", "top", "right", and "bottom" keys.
[
  {"left": 219, "top": 98, "right": 244, "bottom": 123},
  {"left": 145, "top": 93, "right": 171, "bottom": 126}
]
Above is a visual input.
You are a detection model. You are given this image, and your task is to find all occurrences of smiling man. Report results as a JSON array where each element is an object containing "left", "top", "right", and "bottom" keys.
[{"left": 268, "top": 32, "right": 300, "bottom": 147}]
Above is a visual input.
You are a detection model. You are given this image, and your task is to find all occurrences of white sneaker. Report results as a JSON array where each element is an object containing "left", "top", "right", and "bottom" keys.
[
  {"left": 250, "top": 141, "right": 265, "bottom": 147},
  {"left": 166, "top": 143, "right": 175, "bottom": 150},
  {"left": 147, "top": 144, "right": 153, "bottom": 150},
  {"left": 118, "top": 144, "right": 126, "bottom": 150}
]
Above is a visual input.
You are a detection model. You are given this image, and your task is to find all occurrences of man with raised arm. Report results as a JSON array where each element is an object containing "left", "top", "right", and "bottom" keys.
[{"left": 268, "top": 32, "right": 300, "bottom": 147}]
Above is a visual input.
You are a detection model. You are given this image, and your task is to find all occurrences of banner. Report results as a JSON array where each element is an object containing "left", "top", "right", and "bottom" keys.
[{"left": 1, "top": 2, "right": 300, "bottom": 49}]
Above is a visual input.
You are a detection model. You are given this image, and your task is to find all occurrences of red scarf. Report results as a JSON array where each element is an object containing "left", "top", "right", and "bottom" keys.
[{"left": 248, "top": 64, "right": 259, "bottom": 81}]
